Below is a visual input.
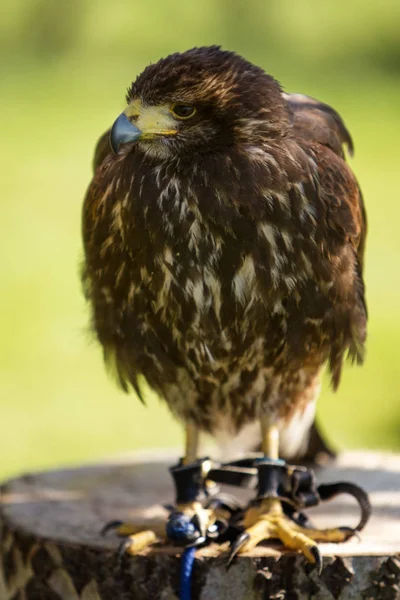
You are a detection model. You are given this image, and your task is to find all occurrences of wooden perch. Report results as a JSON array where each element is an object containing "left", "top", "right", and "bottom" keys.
[{"left": 1, "top": 451, "right": 400, "bottom": 599}]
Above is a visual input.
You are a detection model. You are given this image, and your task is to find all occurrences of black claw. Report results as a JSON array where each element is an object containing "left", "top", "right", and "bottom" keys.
[
  {"left": 227, "top": 532, "right": 250, "bottom": 568},
  {"left": 310, "top": 545, "right": 323, "bottom": 574},
  {"left": 117, "top": 538, "right": 133, "bottom": 563},
  {"left": 339, "top": 526, "right": 360, "bottom": 542},
  {"left": 101, "top": 520, "right": 124, "bottom": 537},
  {"left": 188, "top": 535, "right": 207, "bottom": 548},
  {"left": 191, "top": 513, "right": 202, "bottom": 533},
  {"left": 352, "top": 530, "right": 361, "bottom": 543}
]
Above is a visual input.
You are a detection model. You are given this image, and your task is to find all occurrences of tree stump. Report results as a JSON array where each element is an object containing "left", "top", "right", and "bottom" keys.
[{"left": 1, "top": 451, "right": 400, "bottom": 600}]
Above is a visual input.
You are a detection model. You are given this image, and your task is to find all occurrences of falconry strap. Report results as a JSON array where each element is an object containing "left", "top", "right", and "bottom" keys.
[
  {"left": 209, "top": 456, "right": 371, "bottom": 531},
  {"left": 167, "top": 456, "right": 371, "bottom": 545},
  {"left": 167, "top": 456, "right": 371, "bottom": 600}
]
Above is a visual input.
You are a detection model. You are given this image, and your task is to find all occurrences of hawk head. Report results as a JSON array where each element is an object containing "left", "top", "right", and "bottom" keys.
[{"left": 110, "top": 46, "right": 290, "bottom": 160}]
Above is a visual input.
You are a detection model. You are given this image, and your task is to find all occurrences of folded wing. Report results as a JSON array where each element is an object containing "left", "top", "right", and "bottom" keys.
[{"left": 283, "top": 92, "right": 354, "bottom": 159}]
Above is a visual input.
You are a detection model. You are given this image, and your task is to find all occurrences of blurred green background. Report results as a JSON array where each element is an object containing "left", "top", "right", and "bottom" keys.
[{"left": 1, "top": 0, "right": 399, "bottom": 480}]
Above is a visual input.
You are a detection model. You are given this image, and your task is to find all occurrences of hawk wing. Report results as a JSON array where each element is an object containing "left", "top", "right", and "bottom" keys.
[
  {"left": 283, "top": 92, "right": 354, "bottom": 159},
  {"left": 284, "top": 91, "right": 367, "bottom": 272},
  {"left": 288, "top": 92, "right": 367, "bottom": 386},
  {"left": 278, "top": 93, "right": 367, "bottom": 461}
]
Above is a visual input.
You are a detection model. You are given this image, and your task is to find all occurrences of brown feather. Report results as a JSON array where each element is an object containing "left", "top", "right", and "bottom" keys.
[
  {"left": 283, "top": 92, "right": 354, "bottom": 158},
  {"left": 82, "top": 47, "right": 367, "bottom": 446}
]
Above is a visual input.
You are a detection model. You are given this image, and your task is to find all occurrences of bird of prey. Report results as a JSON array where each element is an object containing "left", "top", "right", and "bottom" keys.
[{"left": 82, "top": 46, "right": 368, "bottom": 565}]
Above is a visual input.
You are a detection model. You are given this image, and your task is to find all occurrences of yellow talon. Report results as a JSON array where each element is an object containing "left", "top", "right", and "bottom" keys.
[
  {"left": 123, "top": 530, "right": 159, "bottom": 555},
  {"left": 276, "top": 518, "right": 319, "bottom": 563},
  {"left": 102, "top": 518, "right": 166, "bottom": 555},
  {"left": 104, "top": 499, "right": 232, "bottom": 558},
  {"left": 233, "top": 497, "right": 355, "bottom": 567}
]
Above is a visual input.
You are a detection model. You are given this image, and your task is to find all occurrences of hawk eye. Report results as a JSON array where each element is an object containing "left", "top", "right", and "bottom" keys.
[{"left": 170, "top": 104, "right": 196, "bottom": 119}]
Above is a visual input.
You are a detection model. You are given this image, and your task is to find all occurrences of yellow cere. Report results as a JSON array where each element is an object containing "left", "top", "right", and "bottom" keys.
[{"left": 125, "top": 99, "right": 177, "bottom": 137}]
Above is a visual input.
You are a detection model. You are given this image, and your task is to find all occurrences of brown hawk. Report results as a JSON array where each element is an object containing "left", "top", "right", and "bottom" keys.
[{"left": 82, "top": 46, "right": 368, "bottom": 566}]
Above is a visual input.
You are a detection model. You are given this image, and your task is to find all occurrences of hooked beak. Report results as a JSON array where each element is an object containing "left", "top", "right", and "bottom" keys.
[{"left": 110, "top": 113, "right": 142, "bottom": 154}]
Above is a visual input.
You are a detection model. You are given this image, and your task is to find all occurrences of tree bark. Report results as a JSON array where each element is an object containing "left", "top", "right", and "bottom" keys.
[{"left": 1, "top": 451, "right": 400, "bottom": 599}]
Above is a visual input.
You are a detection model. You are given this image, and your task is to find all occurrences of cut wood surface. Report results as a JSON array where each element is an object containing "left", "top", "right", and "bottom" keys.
[{"left": 1, "top": 451, "right": 400, "bottom": 599}]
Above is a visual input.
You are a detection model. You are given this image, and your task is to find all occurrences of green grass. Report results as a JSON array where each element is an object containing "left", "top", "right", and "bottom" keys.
[{"left": 1, "top": 1, "right": 400, "bottom": 480}]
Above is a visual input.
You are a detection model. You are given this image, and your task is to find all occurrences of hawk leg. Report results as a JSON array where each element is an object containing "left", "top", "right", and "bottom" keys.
[
  {"left": 228, "top": 419, "right": 371, "bottom": 569},
  {"left": 102, "top": 423, "right": 241, "bottom": 555}
]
